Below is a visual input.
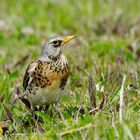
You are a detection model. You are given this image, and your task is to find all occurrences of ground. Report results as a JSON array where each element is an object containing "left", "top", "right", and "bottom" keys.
[{"left": 0, "top": 0, "right": 140, "bottom": 139}]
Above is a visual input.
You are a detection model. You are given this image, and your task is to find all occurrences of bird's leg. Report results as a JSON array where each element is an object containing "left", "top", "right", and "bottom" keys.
[
  {"left": 38, "top": 106, "right": 43, "bottom": 111},
  {"left": 12, "top": 90, "right": 28, "bottom": 104},
  {"left": 31, "top": 105, "right": 37, "bottom": 119},
  {"left": 59, "top": 102, "right": 67, "bottom": 110},
  {"left": 54, "top": 102, "right": 61, "bottom": 111},
  {"left": 44, "top": 105, "right": 49, "bottom": 112},
  {"left": 54, "top": 102, "right": 66, "bottom": 124},
  {"left": 31, "top": 106, "right": 43, "bottom": 122},
  {"left": 54, "top": 102, "right": 61, "bottom": 116},
  {"left": 54, "top": 102, "right": 63, "bottom": 116}
]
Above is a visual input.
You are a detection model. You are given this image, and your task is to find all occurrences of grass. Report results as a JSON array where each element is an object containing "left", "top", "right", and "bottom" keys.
[{"left": 0, "top": 0, "right": 140, "bottom": 139}]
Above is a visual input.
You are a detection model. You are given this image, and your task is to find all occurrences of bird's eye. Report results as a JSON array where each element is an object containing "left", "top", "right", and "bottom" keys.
[{"left": 52, "top": 40, "right": 60, "bottom": 47}]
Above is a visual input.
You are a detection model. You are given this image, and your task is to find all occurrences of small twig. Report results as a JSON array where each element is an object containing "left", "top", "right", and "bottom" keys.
[
  {"left": 55, "top": 104, "right": 67, "bottom": 126},
  {"left": 119, "top": 75, "right": 126, "bottom": 123},
  {"left": 111, "top": 113, "right": 119, "bottom": 138},
  {"left": 99, "top": 92, "right": 106, "bottom": 109},
  {"left": 60, "top": 123, "right": 94, "bottom": 136},
  {"left": 19, "top": 97, "right": 31, "bottom": 110},
  {"left": 124, "top": 125, "right": 134, "bottom": 140},
  {"left": 3, "top": 105, "right": 13, "bottom": 123},
  {"left": 88, "top": 76, "right": 96, "bottom": 108},
  {"left": 36, "top": 123, "right": 45, "bottom": 134},
  {"left": 88, "top": 107, "right": 100, "bottom": 114},
  {"left": 12, "top": 91, "right": 28, "bottom": 104},
  {"left": 75, "top": 102, "right": 83, "bottom": 124}
]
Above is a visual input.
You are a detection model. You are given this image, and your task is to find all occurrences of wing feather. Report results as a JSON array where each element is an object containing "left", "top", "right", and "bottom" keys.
[{"left": 23, "top": 61, "right": 38, "bottom": 90}]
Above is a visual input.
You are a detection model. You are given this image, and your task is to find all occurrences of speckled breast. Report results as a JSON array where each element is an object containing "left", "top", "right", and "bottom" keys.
[{"left": 28, "top": 55, "right": 70, "bottom": 106}]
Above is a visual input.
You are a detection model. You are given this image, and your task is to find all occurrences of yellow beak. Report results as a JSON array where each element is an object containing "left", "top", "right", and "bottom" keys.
[{"left": 62, "top": 36, "right": 75, "bottom": 45}]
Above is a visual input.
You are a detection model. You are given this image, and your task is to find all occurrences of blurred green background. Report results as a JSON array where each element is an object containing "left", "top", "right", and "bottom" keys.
[{"left": 0, "top": 0, "right": 140, "bottom": 139}]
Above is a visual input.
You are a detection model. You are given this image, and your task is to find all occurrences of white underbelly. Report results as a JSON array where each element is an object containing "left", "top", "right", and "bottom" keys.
[{"left": 28, "top": 88, "right": 64, "bottom": 106}]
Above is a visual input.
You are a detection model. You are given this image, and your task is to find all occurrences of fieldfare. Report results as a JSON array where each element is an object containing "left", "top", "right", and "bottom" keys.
[{"left": 23, "top": 36, "right": 75, "bottom": 109}]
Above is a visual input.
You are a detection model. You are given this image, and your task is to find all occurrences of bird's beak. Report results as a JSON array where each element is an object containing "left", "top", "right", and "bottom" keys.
[{"left": 62, "top": 36, "right": 75, "bottom": 45}]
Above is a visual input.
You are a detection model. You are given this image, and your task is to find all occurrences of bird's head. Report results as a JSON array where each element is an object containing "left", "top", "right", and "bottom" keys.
[{"left": 39, "top": 36, "right": 75, "bottom": 61}]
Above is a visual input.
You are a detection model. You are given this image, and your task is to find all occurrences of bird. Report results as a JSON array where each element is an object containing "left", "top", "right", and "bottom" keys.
[{"left": 22, "top": 36, "right": 75, "bottom": 110}]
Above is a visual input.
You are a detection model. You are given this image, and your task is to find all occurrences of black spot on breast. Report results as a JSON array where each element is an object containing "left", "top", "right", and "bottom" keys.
[
  {"left": 48, "top": 82, "right": 51, "bottom": 86},
  {"left": 66, "top": 63, "right": 69, "bottom": 69},
  {"left": 47, "top": 62, "right": 50, "bottom": 64},
  {"left": 45, "top": 77, "right": 48, "bottom": 80},
  {"left": 57, "top": 70, "right": 60, "bottom": 73},
  {"left": 61, "top": 70, "right": 64, "bottom": 74},
  {"left": 60, "top": 76, "right": 68, "bottom": 90},
  {"left": 29, "top": 89, "right": 32, "bottom": 93},
  {"left": 37, "top": 77, "right": 41, "bottom": 81},
  {"left": 35, "top": 82, "right": 39, "bottom": 87},
  {"left": 41, "top": 85, "right": 46, "bottom": 88}
]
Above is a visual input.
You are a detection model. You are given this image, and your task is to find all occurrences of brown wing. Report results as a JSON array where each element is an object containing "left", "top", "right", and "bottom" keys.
[{"left": 23, "top": 61, "right": 38, "bottom": 90}]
